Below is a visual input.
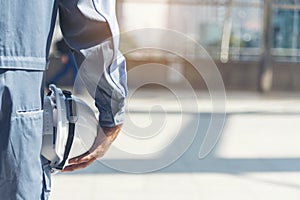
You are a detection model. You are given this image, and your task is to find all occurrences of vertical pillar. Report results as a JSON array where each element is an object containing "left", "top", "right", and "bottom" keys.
[
  {"left": 258, "top": 0, "right": 273, "bottom": 92},
  {"left": 116, "top": 0, "right": 123, "bottom": 28},
  {"left": 220, "top": 0, "right": 233, "bottom": 63}
]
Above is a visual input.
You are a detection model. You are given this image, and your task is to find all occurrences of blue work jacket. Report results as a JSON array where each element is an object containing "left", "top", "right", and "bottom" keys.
[{"left": 0, "top": 0, "right": 127, "bottom": 127}]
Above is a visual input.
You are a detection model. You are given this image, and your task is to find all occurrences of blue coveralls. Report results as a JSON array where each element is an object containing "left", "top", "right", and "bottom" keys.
[{"left": 0, "top": 1, "right": 127, "bottom": 199}]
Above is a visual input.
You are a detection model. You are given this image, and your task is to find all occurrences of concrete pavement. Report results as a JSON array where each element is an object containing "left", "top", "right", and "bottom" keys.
[{"left": 49, "top": 90, "right": 300, "bottom": 200}]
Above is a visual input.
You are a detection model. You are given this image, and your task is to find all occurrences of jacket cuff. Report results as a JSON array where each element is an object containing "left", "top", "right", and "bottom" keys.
[{"left": 98, "top": 99, "right": 126, "bottom": 128}]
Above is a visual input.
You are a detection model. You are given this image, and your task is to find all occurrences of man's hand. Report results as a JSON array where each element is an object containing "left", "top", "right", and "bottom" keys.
[{"left": 62, "top": 125, "right": 122, "bottom": 172}]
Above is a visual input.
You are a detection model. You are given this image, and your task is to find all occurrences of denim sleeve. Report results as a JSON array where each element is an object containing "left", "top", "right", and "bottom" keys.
[{"left": 58, "top": 0, "right": 127, "bottom": 127}]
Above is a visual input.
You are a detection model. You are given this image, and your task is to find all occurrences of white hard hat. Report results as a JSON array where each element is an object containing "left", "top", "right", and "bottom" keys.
[{"left": 41, "top": 84, "right": 98, "bottom": 172}]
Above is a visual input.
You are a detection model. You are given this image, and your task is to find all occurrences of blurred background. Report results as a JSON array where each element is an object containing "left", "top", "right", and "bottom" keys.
[
  {"left": 48, "top": 0, "right": 300, "bottom": 200},
  {"left": 49, "top": 0, "right": 300, "bottom": 92}
]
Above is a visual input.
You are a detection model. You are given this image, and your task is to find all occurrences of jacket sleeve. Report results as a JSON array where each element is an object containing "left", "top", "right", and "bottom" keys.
[{"left": 58, "top": 0, "right": 127, "bottom": 127}]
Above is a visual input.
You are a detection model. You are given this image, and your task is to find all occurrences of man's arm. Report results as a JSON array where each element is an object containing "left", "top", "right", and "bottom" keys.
[{"left": 58, "top": 0, "right": 127, "bottom": 171}]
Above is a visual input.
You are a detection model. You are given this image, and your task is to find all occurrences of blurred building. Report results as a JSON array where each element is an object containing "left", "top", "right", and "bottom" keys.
[
  {"left": 47, "top": 0, "right": 300, "bottom": 91},
  {"left": 117, "top": 0, "right": 300, "bottom": 91}
]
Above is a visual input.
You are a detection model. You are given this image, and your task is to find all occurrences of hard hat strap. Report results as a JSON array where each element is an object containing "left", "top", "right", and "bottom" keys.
[
  {"left": 55, "top": 90, "right": 76, "bottom": 170},
  {"left": 56, "top": 122, "right": 75, "bottom": 170}
]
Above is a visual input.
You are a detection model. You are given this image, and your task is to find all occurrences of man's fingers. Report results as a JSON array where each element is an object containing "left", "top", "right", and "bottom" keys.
[
  {"left": 63, "top": 157, "right": 96, "bottom": 172},
  {"left": 68, "top": 152, "right": 95, "bottom": 164},
  {"left": 62, "top": 162, "right": 88, "bottom": 172}
]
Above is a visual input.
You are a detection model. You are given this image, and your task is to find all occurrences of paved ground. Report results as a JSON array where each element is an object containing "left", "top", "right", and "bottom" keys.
[{"left": 49, "top": 90, "right": 300, "bottom": 200}]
